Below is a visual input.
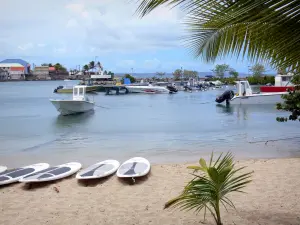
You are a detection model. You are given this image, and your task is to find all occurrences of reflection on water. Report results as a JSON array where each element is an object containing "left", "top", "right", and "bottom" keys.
[{"left": 54, "top": 110, "right": 95, "bottom": 128}]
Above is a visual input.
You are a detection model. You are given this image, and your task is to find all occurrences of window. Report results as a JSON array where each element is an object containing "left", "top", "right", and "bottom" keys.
[{"left": 79, "top": 88, "right": 83, "bottom": 95}]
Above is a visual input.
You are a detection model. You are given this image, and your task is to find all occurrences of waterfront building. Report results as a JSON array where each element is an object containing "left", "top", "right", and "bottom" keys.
[{"left": 0, "top": 59, "right": 30, "bottom": 80}]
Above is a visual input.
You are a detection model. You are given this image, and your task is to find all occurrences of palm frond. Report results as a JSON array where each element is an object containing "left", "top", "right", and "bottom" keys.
[
  {"left": 136, "top": 0, "right": 300, "bottom": 71},
  {"left": 164, "top": 152, "right": 252, "bottom": 225}
]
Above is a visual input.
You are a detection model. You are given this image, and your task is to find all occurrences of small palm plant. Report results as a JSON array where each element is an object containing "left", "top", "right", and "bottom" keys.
[{"left": 165, "top": 152, "right": 253, "bottom": 225}]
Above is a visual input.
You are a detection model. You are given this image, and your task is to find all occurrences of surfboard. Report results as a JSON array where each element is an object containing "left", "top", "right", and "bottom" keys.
[
  {"left": 0, "top": 163, "right": 50, "bottom": 186},
  {"left": 117, "top": 157, "right": 151, "bottom": 178},
  {"left": 0, "top": 166, "right": 7, "bottom": 174},
  {"left": 76, "top": 160, "right": 120, "bottom": 180},
  {"left": 19, "top": 162, "right": 82, "bottom": 183}
]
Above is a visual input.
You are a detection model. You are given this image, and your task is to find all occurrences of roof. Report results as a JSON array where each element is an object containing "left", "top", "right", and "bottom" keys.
[
  {"left": 0, "top": 59, "right": 30, "bottom": 67},
  {"left": 10, "top": 67, "right": 24, "bottom": 71},
  {"left": 0, "top": 63, "right": 24, "bottom": 67}
]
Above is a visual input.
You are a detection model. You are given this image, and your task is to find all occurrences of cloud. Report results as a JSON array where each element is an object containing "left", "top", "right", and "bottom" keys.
[
  {"left": 144, "top": 58, "right": 161, "bottom": 69},
  {"left": 116, "top": 60, "right": 136, "bottom": 68},
  {"left": 0, "top": 0, "right": 183, "bottom": 59},
  {"left": 18, "top": 43, "right": 34, "bottom": 51}
]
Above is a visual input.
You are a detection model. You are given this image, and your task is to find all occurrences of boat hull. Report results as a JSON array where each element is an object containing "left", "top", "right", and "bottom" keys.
[
  {"left": 260, "top": 86, "right": 294, "bottom": 92},
  {"left": 229, "top": 93, "right": 286, "bottom": 104},
  {"left": 50, "top": 100, "right": 94, "bottom": 115},
  {"left": 125, "top": 86, "right": 169, "bottom": 94}
]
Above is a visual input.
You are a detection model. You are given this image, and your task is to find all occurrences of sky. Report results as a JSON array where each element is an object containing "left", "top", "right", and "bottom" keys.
[{"left": 0, "top": 0, "right": 275, "bottom": 74}]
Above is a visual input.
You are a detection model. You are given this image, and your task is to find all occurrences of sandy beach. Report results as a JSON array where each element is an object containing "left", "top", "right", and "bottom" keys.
[{"left": 1, "top": 157, "right": 300, "bottom": 225}]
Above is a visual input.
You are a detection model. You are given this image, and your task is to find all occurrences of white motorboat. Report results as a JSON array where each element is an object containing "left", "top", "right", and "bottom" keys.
[
  {"left": 125, "top": 84, "right": 174, "bottom": 94},
  {"left": 216, "top": 80, "right": 287, "bottom": 105},
  {"left": 50, "top": 85, "right": 94, "bottom": 116}
]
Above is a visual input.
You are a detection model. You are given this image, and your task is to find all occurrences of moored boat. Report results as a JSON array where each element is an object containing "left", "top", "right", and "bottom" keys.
[
  {"left": 50, "top": 85, "right": 94, "bottom": 116},
  {"left": 125, "top": 84, "right": 177, "bottom": 94},
  {"left": 260, "top": 73, "right": 294, "bottom": 92},
  {"left": 216, "top": 80, "right": 287, "bottom": 105}
]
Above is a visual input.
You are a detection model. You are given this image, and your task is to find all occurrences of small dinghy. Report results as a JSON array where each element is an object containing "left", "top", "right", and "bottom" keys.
[
  {"left": 117, "top": 157, "right": 151, "bottom": 179},
  {"left": 0, "top": 166, "right": 8, "bottom": 174},
  {"left": 0, "top": 163, "right": 50, "bottom": 186},
  {"left": 76, "top": 160, "right": 120, "bottom": 180},
  {"left": 19, "top": 162, "right": 82, "bottom": 183}
]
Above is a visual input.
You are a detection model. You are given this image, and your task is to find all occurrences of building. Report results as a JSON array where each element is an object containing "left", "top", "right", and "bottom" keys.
[
  {"left": 0, "top": 68, "right": 8, "bottom": 80},
  {"left": 0, "top": 59, "right": 31, "bottom": 80},
  {"left": 33, "top": 66, "right": 50, "bottom": 80}
]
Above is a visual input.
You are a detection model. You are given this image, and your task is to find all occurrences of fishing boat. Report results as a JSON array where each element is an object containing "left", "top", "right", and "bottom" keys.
[
  {"left": 50, "top": 85, "right": 94, "bottom": 116},
  {"left": 125, "top": 83, "right": 176, "bottom": 94},
  {"left": 216, "top": 80, "right": 287, "bottom": 105},
  {"left": 260, "top": 73, "right": 294, "bottom": 92}
]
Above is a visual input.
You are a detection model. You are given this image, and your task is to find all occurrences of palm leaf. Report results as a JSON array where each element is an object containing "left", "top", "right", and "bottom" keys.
[
  {"left": 136, "top": 0, "right": 300, "bottom": 71},
  {"left": 164, "top": 152, "right": 252, "bottom": 225}
]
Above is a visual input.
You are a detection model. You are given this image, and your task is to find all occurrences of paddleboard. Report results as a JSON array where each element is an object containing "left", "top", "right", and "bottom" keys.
[
  {"left": 76, "top": 160, "right": 120, "bottom": 180},
  {"left": 0, "top": 166, "right": 7, "bottom": 174},
  {"left": 19, "top": 162, "right": 82, "bottom": 183},
  {"left": 0, "top": 163, "right": 50, "bottom": 186},
  {"left": 117, "top": 157, "right": 150, "bottom": 178}
]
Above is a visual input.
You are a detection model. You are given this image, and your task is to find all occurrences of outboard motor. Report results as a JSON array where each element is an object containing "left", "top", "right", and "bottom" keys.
[
  {"left": 166, "top": 85, "right": 178, "bottom": 94},
  {"left": 54, "top": 85, "right": 63, "bottom": 93},
  {"left": 215, "top": 90, "right": 235, "bottom": 104}
]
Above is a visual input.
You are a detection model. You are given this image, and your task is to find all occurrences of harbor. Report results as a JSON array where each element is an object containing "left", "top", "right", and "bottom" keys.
[{"left": 0, "top": 80, "right": 299, "bottom": 168}]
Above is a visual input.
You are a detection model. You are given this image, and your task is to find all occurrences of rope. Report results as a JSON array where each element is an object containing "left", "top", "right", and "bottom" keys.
[
  {"left": 249, "top": 136, "right": 300, "bottom": 145},
  {"left": 94, "top": 104, "right": 110, "bottom": 109}
]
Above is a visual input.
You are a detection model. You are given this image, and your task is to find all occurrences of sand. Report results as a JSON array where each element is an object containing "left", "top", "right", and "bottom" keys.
[{"left": 1, "top": 158, "right": 300, "bottom": 225}]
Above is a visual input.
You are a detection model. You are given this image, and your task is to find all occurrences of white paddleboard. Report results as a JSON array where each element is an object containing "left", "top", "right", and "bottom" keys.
[
  {"left": 19, "top": 162, "right": 82, "bottom": 183},
  {"left": 0, "top": 163, "right": 50, "bottom": 186},
  {"left": 117, "top": 157, "right": 150, "bottom": 178},
  {"left": 0, "top": 166, "right": 7, "bottom": 174},
  {"left": 76, "top": 160, "right": 120, "bottom": 180}
]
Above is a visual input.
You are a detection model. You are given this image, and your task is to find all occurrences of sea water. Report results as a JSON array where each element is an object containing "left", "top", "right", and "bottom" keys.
[{"left": 0, "top": 81, "right": 299, "bottom": 167}]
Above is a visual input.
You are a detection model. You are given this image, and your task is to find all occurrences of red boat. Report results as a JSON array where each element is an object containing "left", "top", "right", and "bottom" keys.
[{"left": 260, "top": 73, "right": 294, "bottom": 92}]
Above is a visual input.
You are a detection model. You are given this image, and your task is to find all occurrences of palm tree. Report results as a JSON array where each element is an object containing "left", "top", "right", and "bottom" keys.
[
  {"left": 83, "top": 65, "right": 89, "bottom": 72},
  {"left": 165, "top": 152, "right": 252, "bottom": 225},
  {"left": 136, "top": 0, "right": 300, "bottom": 71},
  {"left": 89, "top": 61, "right": 95, "bottom": 70}
]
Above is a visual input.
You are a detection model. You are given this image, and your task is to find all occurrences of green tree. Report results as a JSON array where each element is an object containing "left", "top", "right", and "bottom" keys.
[
  {"left": 54, "top": 63, "right": 67, "bottom": 72},
  {"left": 173, "top": 69, "right": 182, "bottom": 81},
  {"left": 229, "top": 69, "right": 239, "bottom": 79},
  {"left": 156, "top": 72, "right": 166, "bottom": 79},
  {"left": 212, "top": 64, "right": 230, "bottom": 78},
  {"left": 104, "top": 70, "right": 108, "bottom": 75},
  {"left": 276, "top": 73, "right": 300, "bottom": 122},
  {"left": 89, "top": 61, "right": 95, "bottom": 70},
  {"left": 250, "top": 63, "right": 265, "bottom": 77},
  {"left": 83, "top": 65, "right": 89, "bottom": 72},
  {"left": 122, "top": 74, "right": 136, "bottom": 84},
  {"left": 183, "top": 70, "right": 198, "bottom": 80},
  {"left": 165, "top": 152, "right": 252, "bottom": 225}
]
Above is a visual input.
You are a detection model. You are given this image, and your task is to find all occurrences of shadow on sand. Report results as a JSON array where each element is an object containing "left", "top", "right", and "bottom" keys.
[
  {"left": 77, "top": 173, "right": 115, "bottom": 187},
  {"left": 117, "top": 170, "right": 151, "bottom": 186},
  {"left": 21, "top": 174, "right": 75, "bottom": 191}
]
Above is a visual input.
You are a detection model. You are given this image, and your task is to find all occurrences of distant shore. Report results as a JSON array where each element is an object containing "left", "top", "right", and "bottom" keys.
[{"left": 1, "top": 157, "right": 300, "bottom": 225}]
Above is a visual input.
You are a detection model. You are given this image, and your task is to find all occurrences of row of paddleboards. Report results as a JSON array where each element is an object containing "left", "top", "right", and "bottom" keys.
[{"left": 0, "top": 157, "right": 150, "bottom": 186}]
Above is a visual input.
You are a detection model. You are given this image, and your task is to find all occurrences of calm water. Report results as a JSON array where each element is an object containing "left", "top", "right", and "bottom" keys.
[{"left": 0, "top": 81, "right": 299, "bottom": 167}]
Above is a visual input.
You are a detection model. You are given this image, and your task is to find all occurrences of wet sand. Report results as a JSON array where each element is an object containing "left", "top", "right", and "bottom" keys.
[{"left": 1, "top": 158, "right": 300, "bottom": 225}]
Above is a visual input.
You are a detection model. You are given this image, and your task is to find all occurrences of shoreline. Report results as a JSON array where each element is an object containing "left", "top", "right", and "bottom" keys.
[{"left": 1, "top": 157, "right": 300, "bottom": 225}]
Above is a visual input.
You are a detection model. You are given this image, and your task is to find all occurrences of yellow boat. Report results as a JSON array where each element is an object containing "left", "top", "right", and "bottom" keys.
[{"left": 54, "top": 80, "right": 97, "bottom": 93}]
